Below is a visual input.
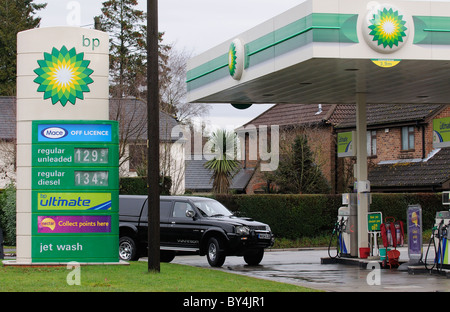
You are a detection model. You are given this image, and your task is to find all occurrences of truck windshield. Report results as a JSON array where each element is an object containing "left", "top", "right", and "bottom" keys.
[{"left": 193, "top": 200, "right": 233, "bottom": 217}]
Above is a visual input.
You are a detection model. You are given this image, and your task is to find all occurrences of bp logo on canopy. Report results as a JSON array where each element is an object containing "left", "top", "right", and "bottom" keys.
[{"left": 363, "top": 3, "right": 410, "bottom": 53}]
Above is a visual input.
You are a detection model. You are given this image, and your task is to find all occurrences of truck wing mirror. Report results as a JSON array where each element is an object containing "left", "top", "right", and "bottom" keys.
[{"left": 186, "top": 209, "right": 195, "bottom": 219}]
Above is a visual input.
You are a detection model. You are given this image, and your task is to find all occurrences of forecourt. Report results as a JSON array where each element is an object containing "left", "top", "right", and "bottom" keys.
[{"left": 186, "top": 0, "right": 450, "bottom": 257}]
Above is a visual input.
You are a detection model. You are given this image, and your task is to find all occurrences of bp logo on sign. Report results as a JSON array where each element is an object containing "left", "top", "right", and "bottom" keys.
[
  {"left": 33, "top": 46, "right": 94, "bottom": 106},
  {"left": 363, "top": 3, "right": 410, "bottom": 53}
]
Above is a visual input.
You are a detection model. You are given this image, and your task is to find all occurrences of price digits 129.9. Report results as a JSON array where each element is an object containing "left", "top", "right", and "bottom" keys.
[{"left": 74, "top": 148, "right": 108, "bottom": 164}]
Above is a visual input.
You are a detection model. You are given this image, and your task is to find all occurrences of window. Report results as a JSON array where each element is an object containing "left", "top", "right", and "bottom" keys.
[
  {"left": 172, "top": 202, "right": 193, "bottom": 218},
  {"left": 160, "top": 201, "right": 173, "bottom": 219},
  {"left": 193, "top": 200, "right": 233, "bottom": 217},
  {"left": 401, "top": 126, "right": 415, "bottom": 150},
  {"left": 367, "top": 130, "right": 377, "bottom": 156}
]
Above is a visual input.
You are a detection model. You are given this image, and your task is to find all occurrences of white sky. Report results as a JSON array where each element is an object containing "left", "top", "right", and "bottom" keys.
[
  {"left": 33, "top": 0, "right": 303, "bottom": 130},
  {"left": 33, "top": 0, "right": 450, "bottom": 130}
]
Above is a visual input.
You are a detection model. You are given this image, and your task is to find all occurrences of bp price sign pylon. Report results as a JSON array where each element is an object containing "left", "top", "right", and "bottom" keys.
[{"left": 15, "top": 27, "right": 119, "bottom": 264}]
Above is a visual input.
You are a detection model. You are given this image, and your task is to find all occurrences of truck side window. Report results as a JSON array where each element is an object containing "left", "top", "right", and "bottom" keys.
[
  {"left": 142, "top": 200, "right": 172, "bottom": 220},
  {"left": 160, "top": 201, "right": 172, "bottom": 219},
  {"left": 173, "top": 202, "right": 192, "bottom": 218}
]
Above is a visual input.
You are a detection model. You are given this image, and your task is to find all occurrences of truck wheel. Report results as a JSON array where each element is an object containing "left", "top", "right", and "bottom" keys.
[
  {"left": 119, "top": 236, "right": 138, "bottom": 261},
  {"left": 244, "top": 248, "right": 264, "bottom": 266},
  {"left": 206, "top": 237, "right": 226, "bottom": 267}
]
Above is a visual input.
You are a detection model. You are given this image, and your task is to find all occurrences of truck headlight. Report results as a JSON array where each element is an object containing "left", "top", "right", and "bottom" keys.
[{"left": 235, "top": 225, "right": 250, "bottom": 235}]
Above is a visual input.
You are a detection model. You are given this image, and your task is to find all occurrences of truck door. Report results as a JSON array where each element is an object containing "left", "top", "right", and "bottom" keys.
[
  {"left": 159, "top": 200, "right": 173, "bottom": 246},
  {"left": 138, "top": 199, "right": 172, "bottom": 246},
  {"left": 167, "top": 201, "right": 202, "bottom": 250},
  {"left": 137, "top": 199, "right": 148, "bottom": 245}
]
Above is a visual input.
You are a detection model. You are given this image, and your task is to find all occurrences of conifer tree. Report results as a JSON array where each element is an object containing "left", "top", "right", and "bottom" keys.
[
  {"left": 96, "top": 0, "right": 170, "bottom": 99},
  {"left": 0, "top": 0, "right": 47, "bottom": 95},
  {"left": 267, "top": 134, "right": 330, "bottom": 194}
]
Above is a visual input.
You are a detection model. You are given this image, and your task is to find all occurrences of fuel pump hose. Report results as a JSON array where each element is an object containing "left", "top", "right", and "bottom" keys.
[
  {"left": 424, "top": 221, "right": 448, "bottom": 273},
  {"left": 328, "top": 220, "right": 342, "bottom": 259}
]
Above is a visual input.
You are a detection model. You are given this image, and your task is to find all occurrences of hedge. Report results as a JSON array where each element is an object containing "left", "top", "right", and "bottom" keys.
[
  {"left": 119, "top": 176, "right": 172, "bottom": 195},
  {"left": 0, "top": 185, "right": 445, "bottom": 245},
  {"left": 213, "top": 193, "right": 443, "bottom": 240},
  {"left": 0, "top": 184, "right": 16, "bottom": 245}
]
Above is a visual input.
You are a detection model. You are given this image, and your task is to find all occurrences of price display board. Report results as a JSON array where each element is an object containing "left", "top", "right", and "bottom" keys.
[{"left": 31, "top": 120, "right": 119, "bottom": 263}]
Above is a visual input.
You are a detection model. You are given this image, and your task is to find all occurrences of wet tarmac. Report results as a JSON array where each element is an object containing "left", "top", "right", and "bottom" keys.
[{"left": 172, "top": 247, "right": 450, "bottom": 292}]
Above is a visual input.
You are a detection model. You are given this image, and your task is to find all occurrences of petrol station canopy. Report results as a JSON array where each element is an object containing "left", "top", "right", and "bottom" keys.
[{"left": 186, "top": 0, "right": 450, "bottom": 105}]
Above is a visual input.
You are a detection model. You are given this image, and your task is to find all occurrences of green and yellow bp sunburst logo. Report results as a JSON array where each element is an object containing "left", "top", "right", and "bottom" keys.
[
  {"left": 33, "top": 46, "right": 94, "bottom": 106},
  {"left": 363, "top": 4, "right": 410, "bottom": 54},
  {"left": 228, "top": 42, "right": 238, "bottom": 77},
  {"left": 228, "top": 38, "right": 245, "bottom": 80},
  {"left": 368, "top": 7, "right": 407, "bottom": 49}
]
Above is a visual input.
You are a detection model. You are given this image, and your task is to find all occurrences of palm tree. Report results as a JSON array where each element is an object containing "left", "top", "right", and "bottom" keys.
[{"left": 204, "top": 130, "right": 240, "bottom": 194}]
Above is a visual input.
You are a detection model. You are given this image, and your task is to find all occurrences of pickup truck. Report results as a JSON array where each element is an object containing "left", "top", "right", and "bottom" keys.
[{"left": 118, "top": 195, "right": 274, "bottom": 267}]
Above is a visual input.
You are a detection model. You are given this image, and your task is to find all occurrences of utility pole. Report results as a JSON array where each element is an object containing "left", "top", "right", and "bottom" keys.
[{"left": 147, "top": 0, "right": 160, "bottom": 272}]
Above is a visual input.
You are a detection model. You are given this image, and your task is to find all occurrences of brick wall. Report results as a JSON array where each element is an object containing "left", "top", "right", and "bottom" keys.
[
  {"left": 373, "top": 126, "right": 424, "bottom": 162},
  {"left": 372, "top": 105, "right": 450, "bottom": 163},
  {"left": 243, "top": 125, "right": 336, "bottom": 194}
]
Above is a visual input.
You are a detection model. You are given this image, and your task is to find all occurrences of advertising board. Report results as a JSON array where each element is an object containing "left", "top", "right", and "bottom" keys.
[{"left": 31, "top": 120, "right": 119, "bottom": 263}]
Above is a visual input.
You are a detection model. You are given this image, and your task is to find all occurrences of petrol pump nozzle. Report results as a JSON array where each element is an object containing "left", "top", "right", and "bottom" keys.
[{"left": 332, "top": 221, "right": 339, "bottom": 234}]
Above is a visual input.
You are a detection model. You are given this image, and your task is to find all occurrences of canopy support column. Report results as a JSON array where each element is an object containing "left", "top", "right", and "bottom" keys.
[{"left": 356, "top": 92, "right": 369, "bottom": 257}]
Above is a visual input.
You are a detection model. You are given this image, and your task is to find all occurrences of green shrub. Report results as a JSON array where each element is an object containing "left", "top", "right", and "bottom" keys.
[
  {"left": 0, "top": 183, "right": 16, "bottom": 245},
  {"left": 215, "top": 194, "right": 340, "bottom": 239},
  {"left": 371, "top": 193, "right": 441, "bottom": 229},
  {"left": 119, "top": 176, "right": 172, "bottom": 195},
  {"left": 215, "top": 193, "right": 443, "bottom": 239}
]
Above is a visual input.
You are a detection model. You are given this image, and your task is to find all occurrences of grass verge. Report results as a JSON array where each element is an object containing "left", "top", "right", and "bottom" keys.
[{"left": 0, "top": 261, "right": 318, "bottom": 292}]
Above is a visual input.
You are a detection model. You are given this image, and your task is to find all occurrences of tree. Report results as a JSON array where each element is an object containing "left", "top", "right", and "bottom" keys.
[
  {"left": 0, "top": 0, "right": 47, "bottom": 95},
  {"left": 266, "top": 134, "right": 330, "bottom": 194},
  {"left": 97, "top": 0, "right": 211, "bottom": 126},
  {"left": 204, "top": 130, "right": 240, "bottom": 194},
  {"left": 96, "top": 0, "right": 170, "bottom": 99},
  {"left": 160, "top": 46, "right": 210, "bottom": 123}
]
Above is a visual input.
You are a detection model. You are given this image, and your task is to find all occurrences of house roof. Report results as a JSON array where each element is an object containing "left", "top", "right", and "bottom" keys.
[
  {"left": 240, "top": 104, "right": 336, "bottom": 129},
  {"left": 185, "top": 156, "right": 254, "bottom": 192},
  {"left": 369, "top": 148, "right": 450, "bottom": 191},
  {"left": 331, "top": 103, "right": 446, "bottom": 129},
  {"left": 0, "top": 97, "right": 180, "bottom": 142},
  {"left": 109, "top": 98, "right": 180, "bottom": 142},
  {"left": 0, "top": 97, "right": 16, "bottom": 140},
  {"left": 241, "top": 102, "right": 447, "bottom": 130}
]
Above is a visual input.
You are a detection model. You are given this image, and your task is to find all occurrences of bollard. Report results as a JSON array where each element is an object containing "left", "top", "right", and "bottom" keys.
[{"left": 0, "top": 226, "right": 4, "bottom": 259}]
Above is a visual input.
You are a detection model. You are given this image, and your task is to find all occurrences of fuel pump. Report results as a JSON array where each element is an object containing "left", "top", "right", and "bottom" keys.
[
  {"left": 328, "top": 193, "right": 358, "bottom": 258},
  {"left": 424, "top": 192, "right": 450, "bottom": 271}
]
